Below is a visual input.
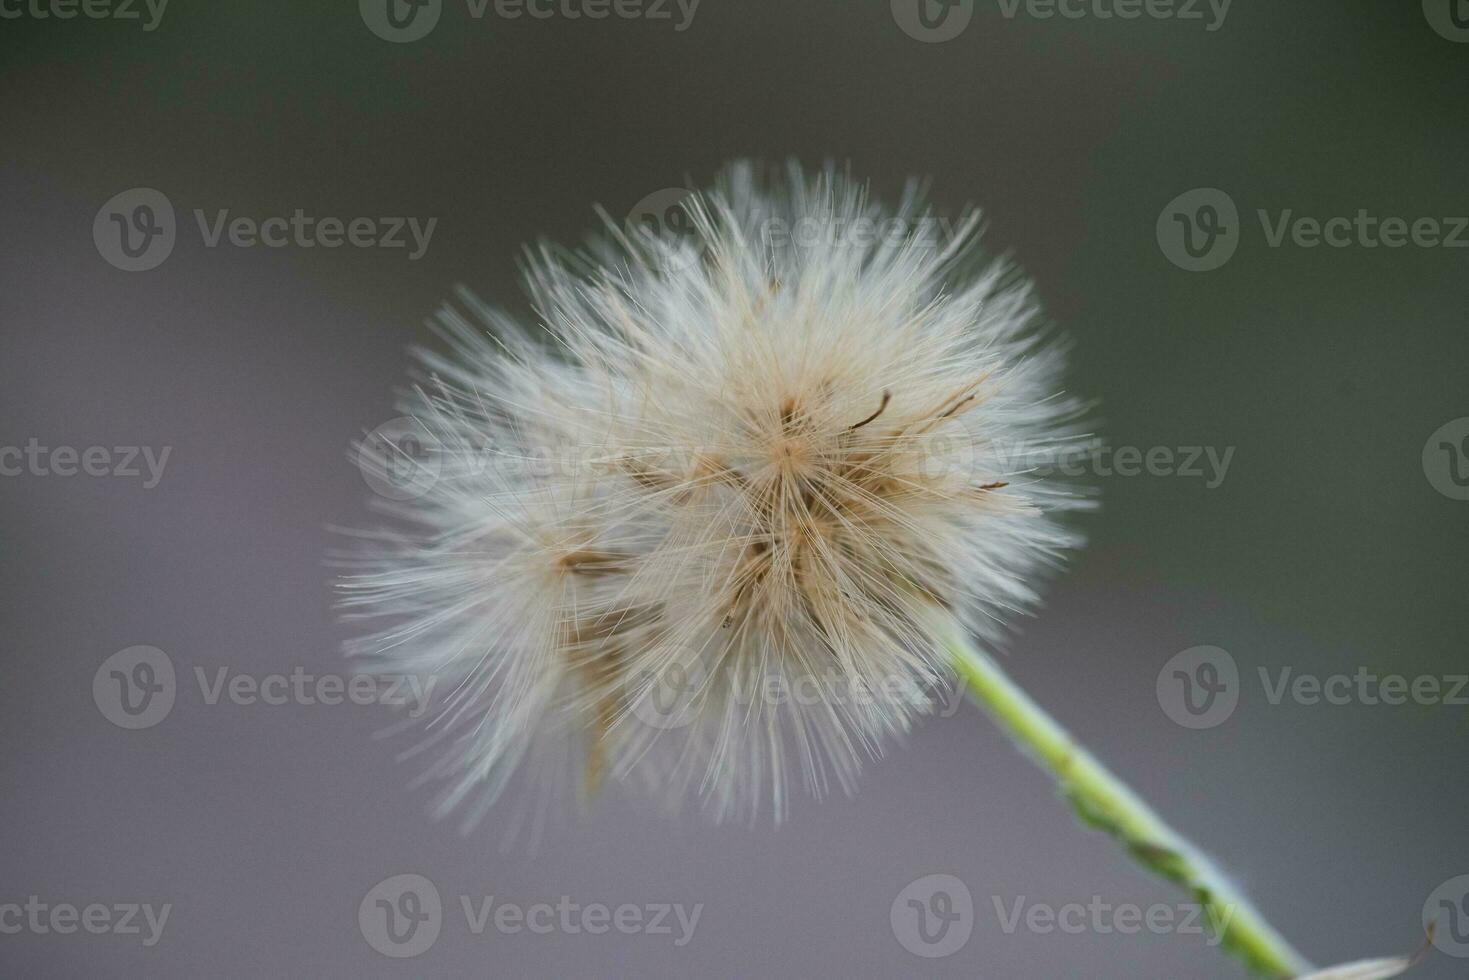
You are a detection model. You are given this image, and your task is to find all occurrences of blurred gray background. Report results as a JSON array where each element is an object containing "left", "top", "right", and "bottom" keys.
[{"left": 2, "top": 0, "right": 1467, "bottom": 976}]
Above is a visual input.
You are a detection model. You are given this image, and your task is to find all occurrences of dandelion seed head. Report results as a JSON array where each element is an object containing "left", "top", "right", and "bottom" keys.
[{"left": 338, "top": 161, "right": 1090, "bottom": 828}]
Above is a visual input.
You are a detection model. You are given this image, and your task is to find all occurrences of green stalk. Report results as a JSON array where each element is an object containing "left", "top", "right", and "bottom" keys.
[{"left": 937, "top": 615, "right": 1312, "bottom": 978}]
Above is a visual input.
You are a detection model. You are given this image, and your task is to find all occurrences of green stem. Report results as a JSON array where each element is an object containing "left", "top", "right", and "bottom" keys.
[{"left": 937, "top": 615, "right": 1312, "bottom": 978}]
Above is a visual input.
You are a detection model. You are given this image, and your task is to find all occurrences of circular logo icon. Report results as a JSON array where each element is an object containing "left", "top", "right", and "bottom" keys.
[
  {"left": 1424, "top": 874, "right": 1469, "bottom": 957},
  {"left": 359, "top": 874, "right": 442, "bottom": 958},
  {"left": 629, "top": 658, "right": 706, "bottom": 731},
  {"left": 891, "top": 873, "right": 973, "bottom": 958},
  {"left": 1422, "top": 417, "right": 1469, "bottom": 501},
  {"left": 357, "top": 417, "right": 443, "bottom": 501},
  {"left": 94, "top": 188, "right": 176, "bottom": 272},
  {"left": 1156, "top": 645, "right": 1239, "bottom": 729},
  {"left": 1423, "top": 0, "right": 1469, "bottom": 42},
  {"left": 913, "top": 422, "right": 984, "bottom": 485},
  {"left": 1156, "top": 188, "right": 1240, "bottom": 272},
  {"left": 360, "top": 0, "right": 441, "bottom": 42},
  {"left": 891, "top": 0, "right": 974, "bottom": 43},
  {"left": 93, "top": 646, "right": 176, "bottom": 729},
  {"left": 625, "top": 187, "right": 704, "bottom": 274}
]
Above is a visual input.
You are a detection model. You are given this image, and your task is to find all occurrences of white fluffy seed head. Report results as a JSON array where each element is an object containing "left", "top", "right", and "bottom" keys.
[{"left": 338, "top": 161, "right": 1092, "bottom": 829}]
